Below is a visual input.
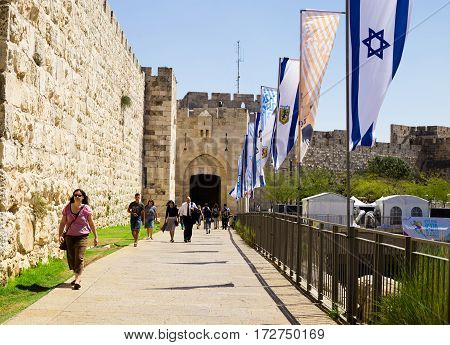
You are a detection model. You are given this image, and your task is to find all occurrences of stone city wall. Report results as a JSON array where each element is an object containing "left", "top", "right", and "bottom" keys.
[
  {"left": 0, "top": 0, "right": 144, "bottom": 284},
  {"left": 301, "top": 130, "right": 422, "bottom": 173}
]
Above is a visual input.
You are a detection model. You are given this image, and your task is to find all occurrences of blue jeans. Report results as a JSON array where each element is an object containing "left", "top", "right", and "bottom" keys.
[{"left": 204, "top": 218, "right": 211, "bottom": 231}]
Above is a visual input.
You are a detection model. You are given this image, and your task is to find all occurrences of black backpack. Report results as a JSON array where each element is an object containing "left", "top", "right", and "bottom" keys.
[
  {"left": 203, "top": 207, "right": 212, "bottom": 218},
  {"left": 222, "top": 208, "right": 230, "bottom": 218}
]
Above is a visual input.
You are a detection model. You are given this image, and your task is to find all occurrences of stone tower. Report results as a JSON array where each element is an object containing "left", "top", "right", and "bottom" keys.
[{"left": 142, "top": 67, "right": 177, "bottom": 212}]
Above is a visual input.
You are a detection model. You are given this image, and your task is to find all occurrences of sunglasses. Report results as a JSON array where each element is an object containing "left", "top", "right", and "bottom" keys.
[{"left": 73, "top": 194, "right": 83, "bottom": 198}]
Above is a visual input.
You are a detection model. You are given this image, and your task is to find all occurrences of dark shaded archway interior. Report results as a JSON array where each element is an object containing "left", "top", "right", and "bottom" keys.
[{"left": 189, "top": 174, "right": 221, "bottom": 207}]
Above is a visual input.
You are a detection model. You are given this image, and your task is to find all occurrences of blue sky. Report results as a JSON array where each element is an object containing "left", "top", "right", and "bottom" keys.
[{"left": 109, "top": 0, "right": 449, "bottom": 142}]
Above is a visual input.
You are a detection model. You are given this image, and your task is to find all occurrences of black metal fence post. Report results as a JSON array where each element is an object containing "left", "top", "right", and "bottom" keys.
[{"left": 307, "top": 220, "right": 313, "bottom": 293}]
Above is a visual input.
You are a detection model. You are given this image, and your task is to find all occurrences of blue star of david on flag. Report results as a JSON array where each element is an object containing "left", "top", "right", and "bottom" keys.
[{"left": 362, "top": 28, "right": 391, "bottom": 60}]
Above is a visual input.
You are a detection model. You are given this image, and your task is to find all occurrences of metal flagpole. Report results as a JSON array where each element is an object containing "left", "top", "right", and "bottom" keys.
[
  {"left": 297, "top": 11, "right": 304, "bottom": 228},
  {"left": 345, "top": 0, "right": 355, "bottom": 324},
  {"left": 273, "top": 58, "right": 282, "bottom": 214}
]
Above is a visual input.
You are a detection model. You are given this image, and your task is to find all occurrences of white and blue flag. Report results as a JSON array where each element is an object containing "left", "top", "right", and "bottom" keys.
[
  {"left": 349, "top": 0, "right": 411, "bottom": 150},
  {"left": 260, "top": 86, "right": 277, "bottom": 171},
  {"left": 231, "top": 146, "right": 244, "bottom": 199},
  {"left": 273, "top": 58, "right": 300, "bottom": 170},
  {"left": 244, "top": 122, "right": 255, "bottom": 196},
  {"left": 253, "top": 112, "right": 265, "bottom": 189}
]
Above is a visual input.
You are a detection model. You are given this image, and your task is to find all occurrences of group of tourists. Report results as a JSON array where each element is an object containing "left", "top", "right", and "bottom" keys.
[
  {"left": 127, "top": 193, "right": 158, "bottom": 247},
  {"left": 58, "top": 190, "right": 232, "bottom": 291}
]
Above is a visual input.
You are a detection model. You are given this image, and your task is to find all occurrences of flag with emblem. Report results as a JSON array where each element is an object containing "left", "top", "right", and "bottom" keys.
[
  {"left": 299, "top": 10, "right": 340, "bottom": 161},
  {"left": 348, "top": 0, "right": 411, "bottom": 150},
  {"left": 260, "top": 86, "right": 277, "bottom": 171},
  {"left": 273, "top": 58, "right": 300, "bottom": 170}
]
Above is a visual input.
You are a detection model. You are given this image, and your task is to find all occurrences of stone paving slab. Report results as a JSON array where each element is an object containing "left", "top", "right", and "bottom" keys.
[{"left": 6, "top": 226, "right": 335, "bottom": 325}]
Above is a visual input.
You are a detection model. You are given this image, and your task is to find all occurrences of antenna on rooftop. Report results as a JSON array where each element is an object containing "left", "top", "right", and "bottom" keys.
[{"left": 236, "top": 41, "right": 244, "bottom": 94}]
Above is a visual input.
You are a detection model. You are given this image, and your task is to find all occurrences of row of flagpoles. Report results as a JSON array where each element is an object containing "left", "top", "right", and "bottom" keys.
[{"left": 230, "top": 0, "right": 411, "bottom": 216}]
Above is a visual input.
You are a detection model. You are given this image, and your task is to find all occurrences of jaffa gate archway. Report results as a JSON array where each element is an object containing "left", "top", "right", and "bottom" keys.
[
  {"left": 190, "top": 174, "right": 221, "bottom": 207},
  {"left": 171, "top": 92, "right": 261, "bottom": 212}
]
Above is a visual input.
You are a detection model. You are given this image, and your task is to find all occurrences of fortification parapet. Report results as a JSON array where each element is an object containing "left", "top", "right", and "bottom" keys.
[
  {"left": 103, "top": 0, "right": 141, "bottom": 70},
  {"left": 178, "top": 92, "right": 261, "bottom": 113}
]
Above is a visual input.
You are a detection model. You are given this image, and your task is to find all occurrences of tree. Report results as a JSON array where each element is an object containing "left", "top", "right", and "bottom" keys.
[{"left": 367, "top": 156, "right": 413, "bottom": 179}]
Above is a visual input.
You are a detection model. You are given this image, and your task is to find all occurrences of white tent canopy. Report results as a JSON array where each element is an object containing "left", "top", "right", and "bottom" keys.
[
  {"left": 351, "top": 196, "right": 375, "bottom": 208},
  {"left": 375, "top": 195, "right": 430, "bottom": 227},
  {"left": 302, "top": 192, "right": 354, "bottom": 225}
]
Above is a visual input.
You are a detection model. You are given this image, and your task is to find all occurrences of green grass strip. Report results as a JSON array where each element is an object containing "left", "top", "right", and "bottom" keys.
[{"left": 0, "top": 223, "right": 160, "bottom": 324}]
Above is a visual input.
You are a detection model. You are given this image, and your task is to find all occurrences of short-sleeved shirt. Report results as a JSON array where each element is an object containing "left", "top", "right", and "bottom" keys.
[
  {"left": 145, "top": 205, "right": 157, "bottom": 220},
  {"left": 62, "top": 203, "right": 93, "bottom": 236},
  {"left": 129, "top": 202, "right": 145, "bottom": 221}
]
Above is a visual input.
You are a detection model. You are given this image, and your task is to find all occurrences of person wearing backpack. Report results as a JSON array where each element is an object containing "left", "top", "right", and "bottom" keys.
[
  {"left": 202, "top": 203, "right": 212, "bottom": 234},
  {"left": 212, "top": 203, "right": 220, "bottom": 229},
  {"left": 221, "top": 204, "right": 231, "bottom": 230},
  {"left": 144, "top": 199, "right": 157, "bottom": 240}
]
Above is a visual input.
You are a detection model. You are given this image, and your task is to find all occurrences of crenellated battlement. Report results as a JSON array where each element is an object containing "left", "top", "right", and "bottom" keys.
[
  {"left": 178, "top": 92, "right": 261, "bottom": 112},
  {"left": 391, "top": 124, "right": 450, "bottom": 145},
  {"left": 103, "top": 0, "right": 141, "bottom": 71}
]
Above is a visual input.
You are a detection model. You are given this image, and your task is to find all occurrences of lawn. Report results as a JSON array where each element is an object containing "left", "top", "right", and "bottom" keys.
[{"left": 0, "top": 223, "right": 160, "bottom": 324}]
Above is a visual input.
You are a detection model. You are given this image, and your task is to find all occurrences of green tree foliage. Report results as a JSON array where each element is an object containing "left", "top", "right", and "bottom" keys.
[
  {"left": 260, "top": 156, "right": 449, "bottom": 205},
  {"left": 367, "top": 156, "right": 413, "bottom": 179},
  {"left": 351, "top": 175, "right": 399, "bottom": 202},
  {"left": 262, "top": 169, "right": 297, "bottom": 203},
  {"left": 299, "top": 168, "right": 343, "bottom": 199},
  {"left": 424, "top": 177, "right": 450, "bottom": 206}
]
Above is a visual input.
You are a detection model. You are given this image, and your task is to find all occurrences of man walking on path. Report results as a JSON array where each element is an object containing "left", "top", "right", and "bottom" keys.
[
  {"left": 202, "top": 203, "right": 212, "bottom": 234},
  {"left": 221, "top": 203, "right": 231, "bottom": 230},
  {"left": 179, "top": 196, "right": 196, "bottom": 243},
  {"left": 127, "top": 193, "right": 145, "bottom": 247}
]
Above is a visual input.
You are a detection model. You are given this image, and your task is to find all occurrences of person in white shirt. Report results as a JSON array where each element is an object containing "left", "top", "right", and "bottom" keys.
[{"left": 179, "top": 196, "right": 197, "bottom": 243}]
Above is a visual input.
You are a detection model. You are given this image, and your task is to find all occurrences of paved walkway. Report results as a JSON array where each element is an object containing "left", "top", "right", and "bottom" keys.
[{"left": 6, "top": 226, "right": 336, "bottom": 325}]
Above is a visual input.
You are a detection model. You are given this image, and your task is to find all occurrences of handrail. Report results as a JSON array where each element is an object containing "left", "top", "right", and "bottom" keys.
[{"left": 235, "top": 212, "right": 450, "bottom": 325}]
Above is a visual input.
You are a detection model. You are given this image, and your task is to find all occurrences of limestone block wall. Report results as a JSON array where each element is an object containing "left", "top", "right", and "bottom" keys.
[
  {"left": 301, "top": 130, "right": 421, "bottom": 173},
  {"left": 142, "top": 67, "right": 177, "bottom": 213},
  {"left": 0, "top": 0, "right": 144, "bottom": 284},
  {"left": 175, "top": 106, "right": 247, "bottom": 213}
]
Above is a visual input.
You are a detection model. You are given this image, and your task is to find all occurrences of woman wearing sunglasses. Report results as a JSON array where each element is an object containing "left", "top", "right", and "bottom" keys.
[{"left": 58, "top": 189, "right": 98, "bottom": 290}]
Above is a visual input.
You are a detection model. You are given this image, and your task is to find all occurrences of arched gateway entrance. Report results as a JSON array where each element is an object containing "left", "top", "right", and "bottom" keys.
[
  {"left": 190, "top": 174, "right": 221, "bottom": 207},
  {"left": 180, "top": 154, "right": 228, "bottom": 207}
]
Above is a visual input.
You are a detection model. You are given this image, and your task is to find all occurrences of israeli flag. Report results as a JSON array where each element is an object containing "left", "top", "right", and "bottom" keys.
[
  {"left": 260, "top": 86, "right": 277, "bottom": 171},
  {"left": 349, "top": 0, "right": 411, "bottom": 150},
  {"left": 273, "top": 58, "right": 300, "bottom": 170}
]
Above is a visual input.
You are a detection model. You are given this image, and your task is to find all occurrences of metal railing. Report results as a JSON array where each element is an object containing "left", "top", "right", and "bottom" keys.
[{"left": 237, "top": 212, "right": 450, "bottom": 324}]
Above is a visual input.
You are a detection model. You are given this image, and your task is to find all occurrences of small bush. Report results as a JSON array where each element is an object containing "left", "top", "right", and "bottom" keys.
[
  {"left": 121, "top": 95, "right": 132, "bottom": 109},
  {"left": 30, "top": 194, "right": 48, "bottom": 220}
]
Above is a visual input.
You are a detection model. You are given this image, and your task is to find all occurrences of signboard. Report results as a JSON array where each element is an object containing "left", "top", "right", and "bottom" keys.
[{"left": 402, "top": 217, "right": 450, "bottom": 242}]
